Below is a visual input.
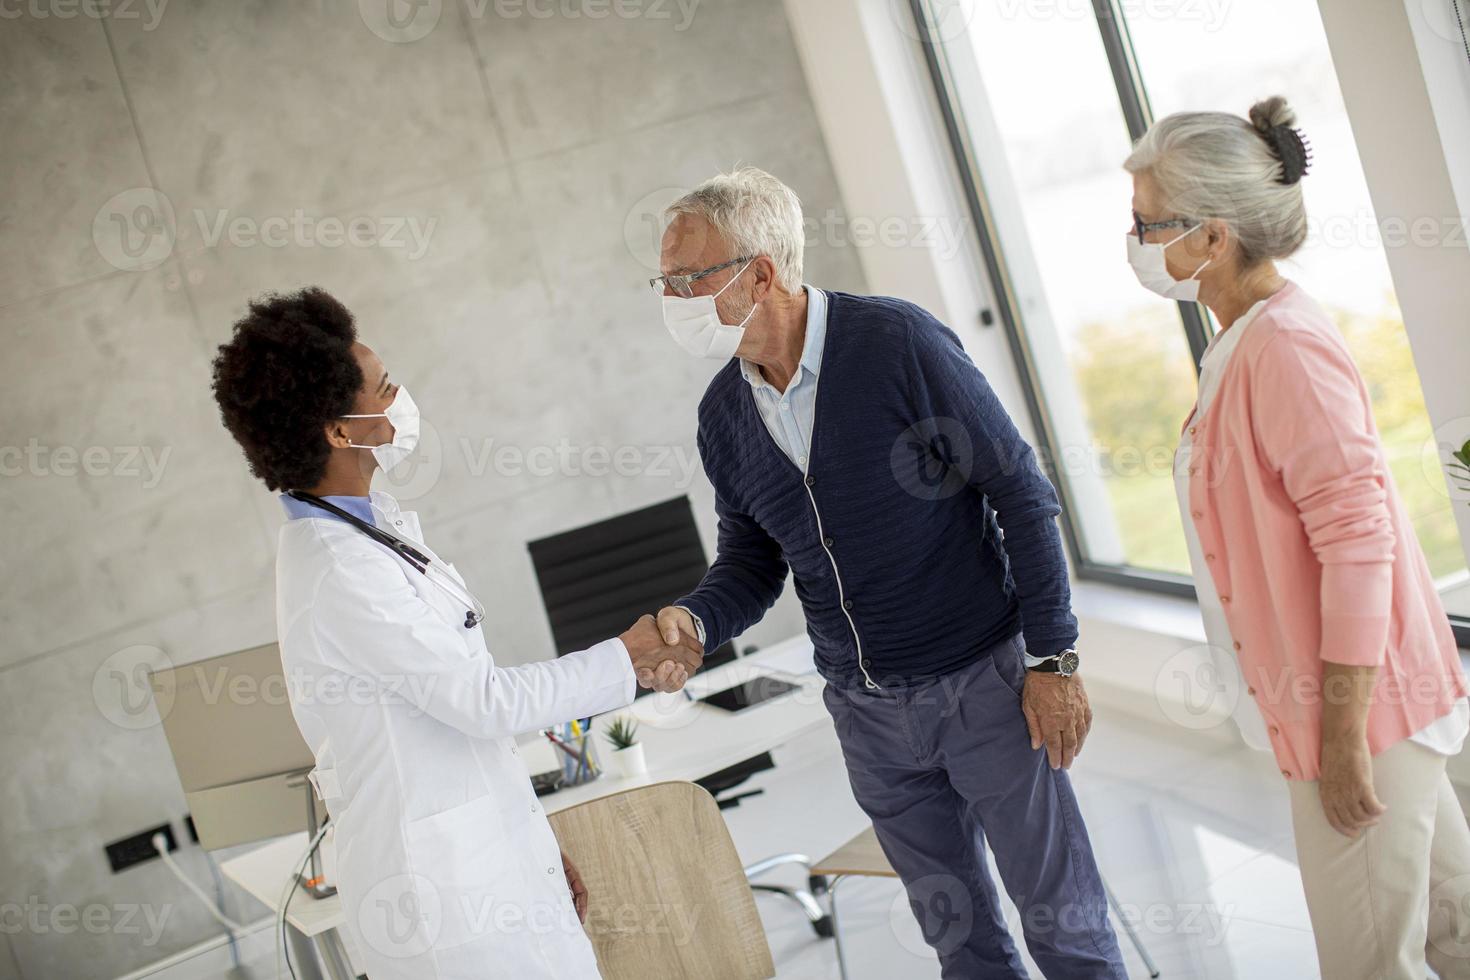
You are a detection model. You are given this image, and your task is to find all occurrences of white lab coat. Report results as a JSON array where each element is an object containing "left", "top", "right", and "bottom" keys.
[{"left": 275, "top": 490, "right": 635, "bottom": 979}]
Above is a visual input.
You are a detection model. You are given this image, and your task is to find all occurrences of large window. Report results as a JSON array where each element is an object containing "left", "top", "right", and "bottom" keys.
[{"left": 915, "top": 0, "right": 1470, "bottom": 625}]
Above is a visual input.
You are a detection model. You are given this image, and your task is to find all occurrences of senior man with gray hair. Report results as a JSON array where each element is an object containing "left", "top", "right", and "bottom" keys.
[{"left": 649, "top": 167, "right": 1125, "bottom": 978}]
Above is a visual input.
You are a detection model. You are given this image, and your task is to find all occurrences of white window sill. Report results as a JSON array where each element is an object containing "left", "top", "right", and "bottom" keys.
[{"left": 1070, "top": 579, "right": 1206, "bottom": 646}]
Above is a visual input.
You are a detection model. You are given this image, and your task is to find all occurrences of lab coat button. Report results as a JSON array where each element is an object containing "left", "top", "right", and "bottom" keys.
[{"left": 548, "top": 867, "right": 557, "bottom": 875}]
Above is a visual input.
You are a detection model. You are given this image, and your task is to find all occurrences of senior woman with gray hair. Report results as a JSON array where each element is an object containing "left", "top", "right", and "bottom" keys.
[{"left": 1125, "top": 95, "right": 1470, "bottom": 978}]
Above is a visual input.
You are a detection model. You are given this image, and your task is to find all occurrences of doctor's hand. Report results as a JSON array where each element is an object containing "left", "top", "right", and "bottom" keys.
[
  {"left": 561, "top": 849, "right": 589, "bottom": 923},
  {"left": 619, "top": 614, "right": 703, "bottom": 693}
]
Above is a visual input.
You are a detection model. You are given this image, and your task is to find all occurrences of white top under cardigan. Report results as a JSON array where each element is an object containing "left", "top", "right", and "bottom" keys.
[{"left": 1174, "top": 295, "right": 1468, "bottom": 757}]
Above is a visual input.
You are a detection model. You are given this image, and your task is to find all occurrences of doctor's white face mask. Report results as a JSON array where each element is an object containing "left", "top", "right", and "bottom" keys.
[
  {"left": 342, "top": 386, "right": 420, "bottom": 471},
  {"left": 661, "top": 260, "right": 757, "bottom": 360},
  {"left": 1126, "top": 225, "right": 1211, "bottom": 302}
]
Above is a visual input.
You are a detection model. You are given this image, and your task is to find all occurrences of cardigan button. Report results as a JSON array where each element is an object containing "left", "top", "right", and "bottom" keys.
[
  {"left": 861, "top": 658, "right": 872, "bottom": 669},
  {"left": 843, "top": 599, "right": 854, "bottom": 611},
  {"left": 1247, "top": 686, "right": 1256, "bottom": 696},
  {"left": 1205, "top": 553, "right": 1216, "bottom": 561},
  {"left": 1191, "top": 510, "right": 1203, "bottom": 519},
  {"left": 805, "top": 475, "right": 816, "bottom": 487},
  {"left": 823, "top": 536, "right": 834, "bottom": 548},
  {"left": 1233, "top": 641, "right": 1241, "bottom": 651},
  {"left": 1188, "top": 426, "right": 1197, "bottom": 436},
  {"left": 1281, "top": 769, "right": 1292, "bottom": 779},
  {"left": 1269, "top": 725, "right": 1280, "bottom": 737},
  {"left": 1220, "top": 595, "right": 1231, "bottom": 604}
]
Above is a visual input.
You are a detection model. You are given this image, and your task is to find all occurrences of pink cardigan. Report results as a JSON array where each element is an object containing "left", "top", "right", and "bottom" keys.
[{"left": 1182, "top": 281, "right": 1466, "bottom": 780}]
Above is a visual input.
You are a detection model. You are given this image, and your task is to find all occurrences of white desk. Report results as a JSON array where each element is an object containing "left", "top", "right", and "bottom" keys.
[{"left": 220, "top": 635, "right": 829, "bottom": 976}]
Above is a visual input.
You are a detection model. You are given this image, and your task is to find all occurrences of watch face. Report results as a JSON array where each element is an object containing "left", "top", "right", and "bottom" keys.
[{"left": 1058, "top": 650, "right": 1081, "bottom": 676}]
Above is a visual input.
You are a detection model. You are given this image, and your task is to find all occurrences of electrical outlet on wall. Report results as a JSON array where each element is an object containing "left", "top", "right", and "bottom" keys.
[{"left": 105, "top": 822, "right": 177, "bottom": 873}]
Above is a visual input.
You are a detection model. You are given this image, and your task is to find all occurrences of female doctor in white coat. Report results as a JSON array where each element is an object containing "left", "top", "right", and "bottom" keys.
[{"left": 210, "top": 287, "right": 704, "bottom": 979}]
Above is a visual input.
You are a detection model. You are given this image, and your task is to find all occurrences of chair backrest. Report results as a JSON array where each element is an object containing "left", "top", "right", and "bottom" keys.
[
  {"left": 527, "top": 497, "right": 738, "bottom": 684},
  {"left": 547, "top": 781, "right": 775, "bottom": 979}
]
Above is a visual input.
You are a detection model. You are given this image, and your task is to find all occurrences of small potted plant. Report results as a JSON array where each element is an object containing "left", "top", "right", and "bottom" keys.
[
  {"left": 604, "top": 715, "right": 647, "bottom": 779},
  {"left": 1449, "top": 439, "right": 1470, "bottom": 496}
]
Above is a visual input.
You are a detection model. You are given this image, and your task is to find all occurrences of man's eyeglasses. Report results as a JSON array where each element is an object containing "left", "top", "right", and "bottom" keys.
[
  {"left": 649, "top": 256, "right": 752, "bottom": 298},
  {"left": 1133, "top": 209, "right": 1197, "bottom": 244}
]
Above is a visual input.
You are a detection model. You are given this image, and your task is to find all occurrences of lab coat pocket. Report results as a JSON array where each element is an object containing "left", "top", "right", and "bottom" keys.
[{"left": 404, "top": 795, "right": 521, "bottom": 951}]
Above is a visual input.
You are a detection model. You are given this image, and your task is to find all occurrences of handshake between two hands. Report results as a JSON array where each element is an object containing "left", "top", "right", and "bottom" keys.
[{"left": 618, "top": 607, "right": 703, "bottom": 694}]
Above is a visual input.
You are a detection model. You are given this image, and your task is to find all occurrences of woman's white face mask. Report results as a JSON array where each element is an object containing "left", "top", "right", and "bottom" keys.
[
  {"left": 661, "top": 260, "right": 757, "bottom": 360},
  {"left": 342, "top": 386, "right": 420, "bottom": 471},
  {"left": 1126, "top": 225, "right": 1210, "bottom": 302}
]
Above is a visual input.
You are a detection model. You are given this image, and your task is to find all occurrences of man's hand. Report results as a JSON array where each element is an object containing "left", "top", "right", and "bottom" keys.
[
  {"left": 1319, "top": 731, "right": 1385, "bottom": 838},
  {"left": 656, "top": 606, "right": 696, "bottom": 646},
  {"left": 619, "top": 614, "right": 702, "bottom": 693},
  {"left": 1022, "top": 671, "right": 1093, "bottom": 770},
  {"left": 561, "top": 849, "right": 588, "bottom": 923}
]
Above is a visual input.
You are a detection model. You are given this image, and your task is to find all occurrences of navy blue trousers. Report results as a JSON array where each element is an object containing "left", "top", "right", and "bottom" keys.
[{"left": 822, "top": 634, "right": 1127, "bottom": 979}]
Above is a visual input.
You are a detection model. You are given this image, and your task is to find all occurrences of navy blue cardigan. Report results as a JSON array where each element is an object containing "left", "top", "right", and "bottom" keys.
[{"left": 677, "top": 290, "right": 1078, "bottom": 687}]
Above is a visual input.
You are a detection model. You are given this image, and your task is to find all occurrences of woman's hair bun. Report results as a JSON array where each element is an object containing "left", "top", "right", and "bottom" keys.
[
  {"left": 1248, "top": 95, "right": 1297, "bottom": 133},
  {"left": 1249, "top": 96, "right": 1311, "bottom": 185}
]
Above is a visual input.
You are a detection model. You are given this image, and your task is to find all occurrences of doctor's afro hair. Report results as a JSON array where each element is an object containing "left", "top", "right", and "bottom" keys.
[{"left": 211, "top": 287, "right": 362, "bottom": 492}]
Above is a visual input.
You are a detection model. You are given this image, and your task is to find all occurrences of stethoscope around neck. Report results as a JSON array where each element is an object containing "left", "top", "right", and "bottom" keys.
[{"left": 286, "top": 490, "right": 485, "bottom": 629}]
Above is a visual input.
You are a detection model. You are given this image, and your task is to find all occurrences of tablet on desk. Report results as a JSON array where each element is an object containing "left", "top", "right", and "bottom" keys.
[{"left": 700, "top": 677, "right": 801, "bottom": 712}]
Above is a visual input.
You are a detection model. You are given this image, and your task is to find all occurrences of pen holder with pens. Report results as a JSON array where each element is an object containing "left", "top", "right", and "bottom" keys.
[{"left": 545, "top": 722, "right": 601, "bottom": 789}]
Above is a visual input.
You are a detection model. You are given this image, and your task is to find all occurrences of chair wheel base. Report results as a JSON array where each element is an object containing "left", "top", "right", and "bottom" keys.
[{"left": 811, "top": 914, "right": 834, "bottom": 939}]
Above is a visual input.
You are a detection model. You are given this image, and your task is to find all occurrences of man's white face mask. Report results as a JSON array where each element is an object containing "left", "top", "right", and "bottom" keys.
[
  {"left": 342, "top": 386, "right": 420, "bottom": 471},
  {"left": 1126, "top": 225, "right": 1211, "bottom": 302},
  {"left": 661, "top": 260, "right": 757, "bottom": 360}
]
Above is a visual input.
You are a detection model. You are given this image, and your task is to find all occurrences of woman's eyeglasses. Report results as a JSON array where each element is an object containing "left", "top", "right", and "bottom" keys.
[
  {"left": 1133, "top": 209, "right": 1197, "bottom": 244},
  {"left": 649, "top": 256, "right": 752, "bottom": 298}
]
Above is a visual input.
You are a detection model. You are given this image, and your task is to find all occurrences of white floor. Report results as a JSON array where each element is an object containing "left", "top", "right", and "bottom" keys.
[
  {"left": 724, "top": 710, "right": 1323, "bottom": 980},
  {"left": 151, "top": 708, "right": 1329, "bottom": 980}
]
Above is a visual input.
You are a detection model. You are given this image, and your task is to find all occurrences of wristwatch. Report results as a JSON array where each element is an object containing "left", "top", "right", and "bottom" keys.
[{"left": 1027, "top": 647, "right": 1080, "bottom": 677}]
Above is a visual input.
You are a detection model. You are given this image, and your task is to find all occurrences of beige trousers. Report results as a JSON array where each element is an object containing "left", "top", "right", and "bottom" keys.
[{"left": 1288, "top": 738, "right": 1470, "bottom": 980}]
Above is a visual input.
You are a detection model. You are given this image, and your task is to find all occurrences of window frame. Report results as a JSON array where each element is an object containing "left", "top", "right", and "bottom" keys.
[{"left": 906, "top": 0, "right": 1470, "bottom": 643}]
